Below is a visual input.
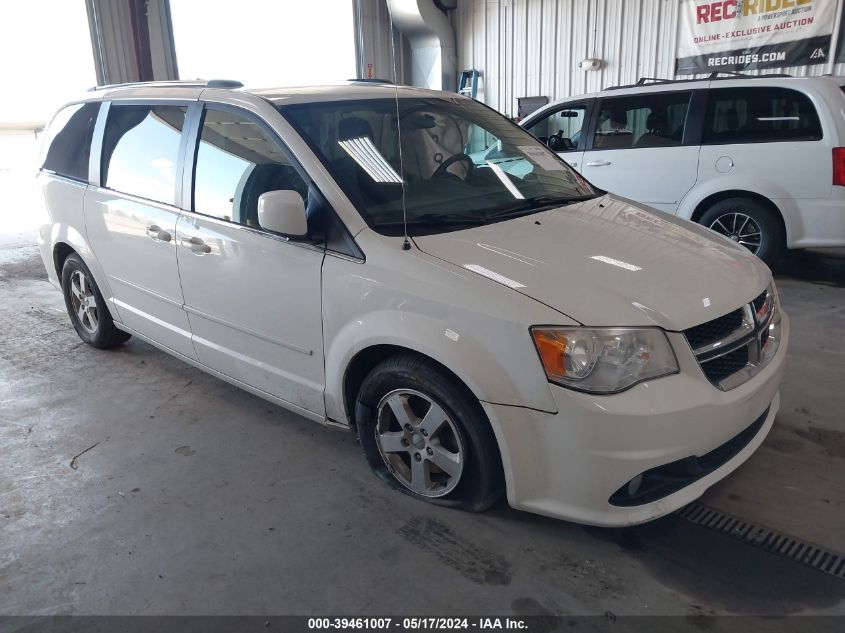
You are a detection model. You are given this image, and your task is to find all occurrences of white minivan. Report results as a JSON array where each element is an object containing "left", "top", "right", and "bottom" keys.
[
  {"left": 36, "top": 80, "right": 787, "bottom": 526},
  {"left": 521, "top": 75, "right": 845, "bottom": 266}
]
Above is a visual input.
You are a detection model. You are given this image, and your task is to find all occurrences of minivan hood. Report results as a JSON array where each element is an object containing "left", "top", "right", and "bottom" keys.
[{"left": 413, "top": 195, "right": 770, "bottom": 330}]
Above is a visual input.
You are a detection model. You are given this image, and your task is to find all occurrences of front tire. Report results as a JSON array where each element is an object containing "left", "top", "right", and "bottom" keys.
[
  {"left": 699, "top": 197, "right": 785, "bottom": 267},
  {"left": 356, "top": 355, "right": 503, "bottom": 512},
  {"left": 61, "top": 253, "right": 130, "bottom": 348}
]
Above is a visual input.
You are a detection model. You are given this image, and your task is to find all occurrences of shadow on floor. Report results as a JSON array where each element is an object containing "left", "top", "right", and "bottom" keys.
[{"left": 775, "top": 248, "right": 845, "bottom": 288}]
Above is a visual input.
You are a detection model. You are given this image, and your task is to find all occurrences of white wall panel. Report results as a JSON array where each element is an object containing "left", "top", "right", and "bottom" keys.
[{"left": 453, "top": 0, "right": 845, "bottom": 117}]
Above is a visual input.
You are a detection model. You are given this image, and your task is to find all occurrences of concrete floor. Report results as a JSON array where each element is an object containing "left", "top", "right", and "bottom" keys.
[{"left": 1, "top": 227, "right": 844, "bottom": 616}]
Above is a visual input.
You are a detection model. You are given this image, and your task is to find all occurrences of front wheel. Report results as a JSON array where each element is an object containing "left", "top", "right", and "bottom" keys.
[
  {"left": 61, "top": 253, "right": 131, "bottom": 348},
  {"left": 698, "top": 197, "right": 785, "bottom": 267},
  {"left": 356, "top": 355, "right": 503, "bottom": 512}
]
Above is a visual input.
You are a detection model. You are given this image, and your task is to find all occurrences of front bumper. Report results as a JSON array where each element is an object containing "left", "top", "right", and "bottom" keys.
[{"left": 482, "top": 312, "right": 789, "bottom": 527}]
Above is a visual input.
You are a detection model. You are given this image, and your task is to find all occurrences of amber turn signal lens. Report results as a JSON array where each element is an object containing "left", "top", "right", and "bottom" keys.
[{"left": 532, "top": 330, "right": 568, "bottom": 378}]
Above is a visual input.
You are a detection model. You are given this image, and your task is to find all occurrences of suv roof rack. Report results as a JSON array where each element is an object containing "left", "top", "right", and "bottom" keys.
[
  {"left": 88, "top": 79, "right": 244, "bottom": 92},
  {"left": 604, "top": 71, "right": 794, "bottom": 91}
]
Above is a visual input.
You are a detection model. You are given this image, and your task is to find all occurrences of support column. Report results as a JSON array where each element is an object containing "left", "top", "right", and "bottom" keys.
[{"left": 85, "top": 0, "right": 178, "bottom": 85}]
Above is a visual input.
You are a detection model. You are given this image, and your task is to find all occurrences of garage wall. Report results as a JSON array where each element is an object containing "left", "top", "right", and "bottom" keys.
[
  {"left": 355, "top": 0, "right": 412, "bottom": 84},
  {"left": 453, "top": 0, "right": 845, "bottom": 117}
]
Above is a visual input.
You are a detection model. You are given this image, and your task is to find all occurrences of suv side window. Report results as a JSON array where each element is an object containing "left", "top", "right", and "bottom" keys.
[
  {"left": 591, "top": 92, "right": 691, "bottom": 150},
  {"left": 101, "top": 104, "right": 187, "bottom": 205},
  {"left": 525, "top": 103, "right": 588, "bottom": 151},
  {"left": 702, "top": 87, "right": 822, "bottom": 144},
  {"left": 40, "top": 103, "right": 100, "bottom": 181},
  {"left": 192, "top": 107, "right": 308, "bottom": 227}
]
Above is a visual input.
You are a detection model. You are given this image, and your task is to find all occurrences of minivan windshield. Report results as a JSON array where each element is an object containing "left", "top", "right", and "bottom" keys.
[{"left": 280, "top": 97, "right": 596, "bottom": 235}]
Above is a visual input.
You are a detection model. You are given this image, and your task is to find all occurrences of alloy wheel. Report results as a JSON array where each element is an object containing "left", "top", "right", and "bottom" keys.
[
  {"left": 374, "top": 389, "right": 465, "bottom": 497},
  {"left": 708, "top": 212, "right": 763, "bottom": 254},
  {"left": 69, "top": 270, "right": 98, "bottom": 334}
]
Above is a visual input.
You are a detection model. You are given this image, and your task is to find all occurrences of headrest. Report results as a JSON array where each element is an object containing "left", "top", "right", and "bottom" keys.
[
  {"left": 646, "top": 111, "right": 667, "bottom": 131},
  {"left": 339, "top": 117, "right": 373, "bottom": 141},
  {"left": 609, "top": 108, "right": 628, "bottom": 127}
]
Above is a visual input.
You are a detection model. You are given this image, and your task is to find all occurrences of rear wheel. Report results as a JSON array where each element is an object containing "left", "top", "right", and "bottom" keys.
[
  {"left": 356, "top": 355, "right": 503, "bottom": 512},
  {"left": 61, "top": 253, "right": 130, "bottom": 348},
  {"left": 699, "top": 197, "right": 785, "bottom": 267}
]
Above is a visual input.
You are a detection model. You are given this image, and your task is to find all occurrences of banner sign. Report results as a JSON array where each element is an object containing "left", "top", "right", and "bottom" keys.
[
  {"left": 838, "top": 4, "right": 845, "bottom": 62},
  {"left": 676, "top": 0, "right": 836, "bottom": 75}
]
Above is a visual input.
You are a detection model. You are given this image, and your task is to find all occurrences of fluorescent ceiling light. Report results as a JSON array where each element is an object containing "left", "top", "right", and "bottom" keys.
[
  {"left": 590, "top": 255, "right": 642, "bottom": 271},
  {"left": 338, "top": 136, "right": 403, "bottom": 183},
  {"left": 464, "top": 264, "right": 525, "bottom": 289},
  {"left": 485, "top": 161, "right": 525, "bottom": 199}
]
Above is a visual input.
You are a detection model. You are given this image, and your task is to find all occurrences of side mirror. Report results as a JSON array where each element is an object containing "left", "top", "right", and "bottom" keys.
[{"left": 257, "top": 190, "right": 307, "bottom": 237}]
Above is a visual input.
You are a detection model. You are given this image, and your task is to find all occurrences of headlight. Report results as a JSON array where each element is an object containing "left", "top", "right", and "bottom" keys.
[
  {"left": 760, "top": 281, "right": 782, "bottom": 360},
  {"left": 531, "top": 327, "right": 679, "bottom": 394}
]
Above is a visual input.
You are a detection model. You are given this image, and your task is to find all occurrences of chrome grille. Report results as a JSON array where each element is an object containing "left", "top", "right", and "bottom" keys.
[{"left": 684, "top": 285, "right": 780, "bottom": 391}]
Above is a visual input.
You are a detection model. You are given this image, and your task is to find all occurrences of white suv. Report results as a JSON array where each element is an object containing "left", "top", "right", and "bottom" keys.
[
  {"left": 521, "top": 74, "right": 845, "bottom": 266},
  {"left": 36, "top": 80, "right": 787, "bottom": 526}
]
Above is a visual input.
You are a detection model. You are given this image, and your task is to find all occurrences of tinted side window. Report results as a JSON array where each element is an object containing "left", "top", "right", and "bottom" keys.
[
  {"left": 101, "top": 105, "right": 187, "bottom": 205},
  {"left": 40, "top": 103, "right": 100, "bottom": 181},
  {"left": 193, "top": 108, "right": 308, "bottom": 226},
  {"left": 702, "top": 88, "right": 822, "bottom": 144},
  {"left": 592, "top": 92, "right": 690, "bottom": 150},
  {"left": 526, "top": 104, "right": 588, "bottom": 150}
]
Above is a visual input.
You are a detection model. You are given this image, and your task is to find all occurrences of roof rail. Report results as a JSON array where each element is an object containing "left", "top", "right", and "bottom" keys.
[
  {"left": 636, "top": 77, "right": 674, "bottom": 85},
  {"left": 347, "top": 78, "right": 394, "bottom": 84},
  {"left": 605, "top": 71, "right": 794, "bottom": 91},
  {"left": 88, "top": 79, "right": 244, "bottom": 92}
]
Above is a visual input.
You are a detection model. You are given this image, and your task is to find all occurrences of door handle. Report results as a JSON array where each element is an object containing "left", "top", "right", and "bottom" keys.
[
  {"left": 585, "top": 160, "right": 612, "bottom": 167},
  {"left": 146, "top": 225, "right": 172, "bottom": 242},
  {"left": 181, "top": 236, "right": 211, "bottom": 254}
]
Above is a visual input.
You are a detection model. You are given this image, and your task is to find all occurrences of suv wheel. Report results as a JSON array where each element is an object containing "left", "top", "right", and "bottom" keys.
[
  {"left": 61, "top": 253, "right": 131, "bottom": 348},
  {"left": 699, "top": 197, "right": 785, "bottom": 267},
  {"left": 356, "top": 355, "right": 503, "bottom": 512}
]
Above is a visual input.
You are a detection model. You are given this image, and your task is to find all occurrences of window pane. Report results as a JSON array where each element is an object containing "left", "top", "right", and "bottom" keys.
[
  {"left": 703, "top": 88, "right": 822, "bottom": 144},
  {"left": 593, "top": 93, "right": 690, "bottom": 150},
  {"left": 102, "top": 105, "right": 187, "bottom": 205},
  {"left": 193, "top": 109, "right": 307, "bottom": 226},
  {"left": 527, "top": 105, "right": 587, "bottom": 148},
  {"left": 40, "top": 103, "right": 100, "bottom": 181}
]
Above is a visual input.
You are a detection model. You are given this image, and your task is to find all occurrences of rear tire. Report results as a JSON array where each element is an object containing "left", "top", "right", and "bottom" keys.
[
  {"left": 699, "top": 197, "right": 785, "bottom": 267},
  {"left": 61, "top": 253, "right": 131, "bottom": 349},
  {"left": 356, "top": 355, "right": 503, "bottom": 512}
]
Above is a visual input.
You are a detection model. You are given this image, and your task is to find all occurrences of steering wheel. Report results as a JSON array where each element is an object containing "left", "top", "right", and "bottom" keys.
[
  {"left": 547, "top": 132, "right": 573, "bottom": 152},
  {"left": 432, "top": 153, "right": 474, "bottom": 179}
]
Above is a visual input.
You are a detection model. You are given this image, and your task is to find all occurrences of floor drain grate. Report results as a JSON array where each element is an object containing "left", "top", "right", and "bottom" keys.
[{"left": 677, "top": 502, "right": 845, "bottom": 580}]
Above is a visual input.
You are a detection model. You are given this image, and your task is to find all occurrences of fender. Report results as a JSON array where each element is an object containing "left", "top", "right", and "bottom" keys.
[
  {"left": 676, "top": 177, "right": 797, "bottom": 247},
  {"left": 321, "top": 242, "right": 571, "bottom": 424},
  {"left": 39, "top": 174, "right": 122, "bottom": 322}
]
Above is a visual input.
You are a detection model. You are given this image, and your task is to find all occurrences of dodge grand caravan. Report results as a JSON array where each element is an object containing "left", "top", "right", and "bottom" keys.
[
  {"left": 521, "top": 74, "right": 845, "bottom": 266},
  {"left": 36, "top": 80, "right": 788, "bottom": 526}
]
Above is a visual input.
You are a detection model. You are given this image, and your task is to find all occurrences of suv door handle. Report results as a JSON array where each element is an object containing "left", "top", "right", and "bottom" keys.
[
  {"left": 181, "top": 236, "right": 211, "bottom": 254},
  {"left": 146, "top": 225, "right": 172, "bottom": 242},
  {"left": 585, "top": 160, "right": 612, "bottom": 167}
]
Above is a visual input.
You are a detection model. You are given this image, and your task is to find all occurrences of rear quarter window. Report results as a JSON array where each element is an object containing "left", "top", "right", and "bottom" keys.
[
  {"left": 702, "top": 87, "right": 822, "bottom": 144},
  {"left": 100, "top": 104, "right": 187, "bottom": 205},
  {"left": 40, "top": 103, "right": 100, "bottom": 181}
]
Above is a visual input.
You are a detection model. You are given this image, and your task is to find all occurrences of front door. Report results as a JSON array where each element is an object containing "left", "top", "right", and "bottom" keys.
[
  {"left": 175, "top": 104, "right": 325, "bottom": 415},
  {"left": 582, "top": 91, "right": 699, "bottom": 213},
  {"left": 84, "top": 102, "right": 197, "bottom": 358}
]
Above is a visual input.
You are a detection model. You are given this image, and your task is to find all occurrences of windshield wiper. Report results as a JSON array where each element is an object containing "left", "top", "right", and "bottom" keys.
[
  {"left": 372, "top": 213, "right": 487, "bottom": 229},
  {"left": 486, "top": 194, "right": 597, "bottom": 220}
]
